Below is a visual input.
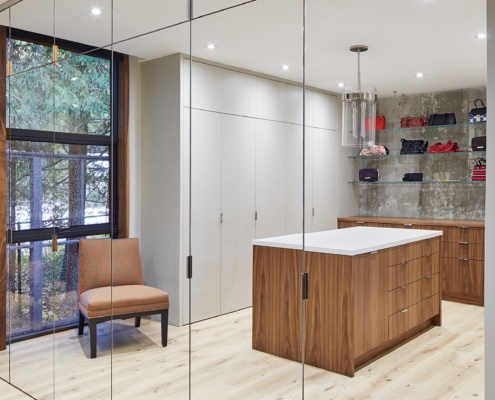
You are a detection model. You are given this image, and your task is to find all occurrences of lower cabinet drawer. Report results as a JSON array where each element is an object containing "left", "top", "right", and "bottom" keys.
[
  {"left": 389, "top": 294, "right": 440, "bottom": 339},
  {"left": 389, "top": 255, "right": 438, "bottom": 291},
  {"left": 389, "top": 304, "right": 418, "bottom": 339},
  {"left": 408, "top": 273, "right": 439, "bottom": 305},
  {"left": 442, "top": 226, "right": 484, "bottom": 244},
  {"left": 389, "top": 284, "right": 409, "bottom": 315},
  {"left": 442, "top": 258, "right": 484, "bottom": 297},
  {"left": 442, "top": 242, "right": 484, "bottom": 261}
]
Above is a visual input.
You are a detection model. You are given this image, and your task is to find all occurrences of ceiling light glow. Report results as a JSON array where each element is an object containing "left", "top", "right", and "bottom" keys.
[
  {"left": 416, "top": 72, "right": 424, "bottom": 78},
  {"left": 476, "top": 33, "right": 487, "bottom": 39},
  {"left": 207, "top": 44, "right": 216, "bottom": 50},
  {"left": 337, "top": 82, "right": 345, "bottom": 88},
  {"left": 90, "top": 8, "right": 102, "bottom": 16},
  {"left": 281, "top": 64, "right": 290, "bottom": 70}
]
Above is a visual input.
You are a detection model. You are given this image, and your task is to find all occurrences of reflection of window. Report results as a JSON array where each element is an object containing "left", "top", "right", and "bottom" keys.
[{"left": 5, "top": 32, "right": 121, "bottom": 339}]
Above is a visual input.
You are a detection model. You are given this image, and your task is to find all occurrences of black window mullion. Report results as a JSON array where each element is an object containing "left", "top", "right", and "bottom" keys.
[{"left": 8, "top": 128, "right": 116, "bottom": 146}]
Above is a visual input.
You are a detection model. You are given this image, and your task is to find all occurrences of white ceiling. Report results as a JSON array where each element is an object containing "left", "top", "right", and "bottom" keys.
[{"left": 0, "top": 0, "right": 487, "bottom": 97}]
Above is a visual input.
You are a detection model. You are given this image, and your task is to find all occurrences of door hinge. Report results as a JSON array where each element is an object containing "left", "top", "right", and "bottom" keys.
[
  {"left": 302, "top": 272, "right": 309, "bottom": 300},
  {"left": 187, "top": 255, "right": 193, "bottom": 279}
]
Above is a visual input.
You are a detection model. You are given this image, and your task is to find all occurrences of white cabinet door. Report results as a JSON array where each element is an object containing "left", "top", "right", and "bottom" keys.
[
  {"left": 255, "top": 120, "right": 286, "bottom": 239},
  {"left": 314, "top": 91, "right": 338, "bottom": 130},
  {"left": 285, "top": 124, "right": 314, "bottom": 234},
  {"left": 312, "top": 128, "right": 338, "bottom": 232},
  {"left": 256, "top": 77, "right": 286, "bottom": 122},
  {"left": 183, "top": 60, "right": 223, "bottom": 112},
  {"left": 220, "top": 115, "right": 256, "bottom": 314},
  {"left": 190, "top": 109, "right": 222, "bottom": 322},
  {"left": 285, "top": 85, "right": 314, "bottom": 127},
  {"left": 222, "top": 69, "right": 257, "bottom": 118}
]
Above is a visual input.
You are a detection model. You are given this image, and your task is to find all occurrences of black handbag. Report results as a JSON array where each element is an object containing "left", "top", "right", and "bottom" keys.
[
  {"left": 428, "top": 113, "right": 456, "bottom": 126},
  {"left": 400, "top": 139, "right": 429, "bottom": 154},
  {"left": 359, "top": 168, "right": 378, "bottom": 182},
  {"left": 471, "top": 136, "right": 486, "bottom": 151},
  {"left": 469, "top": 99, "right": 487, "bottom": 123},
  {"left": 402, "top": 173, "right": 423, "bottom": 182}
]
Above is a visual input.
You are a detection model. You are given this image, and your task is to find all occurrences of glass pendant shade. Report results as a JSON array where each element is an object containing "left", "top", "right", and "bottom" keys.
[{"left": 342, "top": 84, "right": 377, "bottom": 147}]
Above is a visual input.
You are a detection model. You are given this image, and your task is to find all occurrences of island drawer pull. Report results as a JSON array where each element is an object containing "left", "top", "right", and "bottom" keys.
[
  {"left": 401, "top": 308, "right": 409, "bottom": 313},
  {"left": 458, "top": 258, "right": 469, "bottom": 261},
  {"left": 426, "top": 296, "right": 433, "bottom": 301},
  {"left": 400, "top": 261, "right": 408, "bottom": 266},
  {"left": 426, "top": 275, "right": 432, "bottom": 279},
  {"left": 404, "top": 223, "right": 413, "bottom": 227},
  {"left": 458, "top": 242, "right": 469, "bottom": 245},
  {"left": 400, "top": 285, "right": 407, "bottom": 290},
  {"left": 425, "top": 253, "right": 432, "bottom": 257}
]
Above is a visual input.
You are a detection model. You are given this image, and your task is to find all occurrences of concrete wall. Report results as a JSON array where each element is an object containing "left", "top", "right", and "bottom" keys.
[{"left": 355, "top": 88, "right": 486, "bottom": 220}]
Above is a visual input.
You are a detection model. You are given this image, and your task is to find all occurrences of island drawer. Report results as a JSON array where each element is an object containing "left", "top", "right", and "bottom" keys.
[
  {"left": 389, "top": 294, "right": 439, "bottom": 339},
  {"left": 388, "top": 255, "right": 438, "bottom": 291},
  {"left": 388, "top": 238, "right": 439, "bottom": 266},
  {"left": 389, "top": 274, "right": 439, "bottom": 315}
]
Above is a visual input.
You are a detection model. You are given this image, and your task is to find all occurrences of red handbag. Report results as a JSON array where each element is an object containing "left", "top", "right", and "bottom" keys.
[
  {"left": 376, "top": 115, "right": 386, "bottom": 130},
  {"left": 364, "top": 116, "right": 386, "bottom": 131},
  {"left": 472, "top": 158, "right": 486, "bottom": 181},
  {"left": 401, "top": 116, "right": 429, "bottom": 128},
  {"left": 429, "top": 140, "right": 459, "bottom": 153}
]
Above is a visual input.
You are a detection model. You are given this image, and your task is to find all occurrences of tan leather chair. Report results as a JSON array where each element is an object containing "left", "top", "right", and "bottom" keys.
[{"left": 77, "top": 238, "right": 169, "bottom": 358}]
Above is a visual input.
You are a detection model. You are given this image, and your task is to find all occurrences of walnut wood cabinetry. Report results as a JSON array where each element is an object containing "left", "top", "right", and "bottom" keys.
[
  {"left": 337, "top": 216, "right": 485, "bottom": 306},
  {"left": 252, "top": 234, "right": 441, "bottom": 377}
]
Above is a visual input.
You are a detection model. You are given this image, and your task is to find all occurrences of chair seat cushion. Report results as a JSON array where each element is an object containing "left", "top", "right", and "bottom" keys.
[{"left": 79, "top": 285, "right": 169, "bottom": 319}]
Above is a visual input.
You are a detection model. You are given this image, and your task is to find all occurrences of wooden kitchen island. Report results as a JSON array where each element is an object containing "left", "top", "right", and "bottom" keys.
[{"left": 252, "top": 227, "right": 443, "bottom": 377}]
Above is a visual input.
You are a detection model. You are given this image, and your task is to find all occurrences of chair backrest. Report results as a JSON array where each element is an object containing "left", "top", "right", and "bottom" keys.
[{"left": 78, "top": 238, "right": 144, "bottom": 295}]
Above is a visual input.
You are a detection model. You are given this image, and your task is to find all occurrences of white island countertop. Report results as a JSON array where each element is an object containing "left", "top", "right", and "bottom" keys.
[{"left": 253, "top": 227, "right": 443, "bottom": 256}]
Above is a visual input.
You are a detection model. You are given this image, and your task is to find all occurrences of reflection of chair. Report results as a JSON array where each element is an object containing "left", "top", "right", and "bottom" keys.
[{"left": 77, "top": 238, "right": 169, "bottom": 358}]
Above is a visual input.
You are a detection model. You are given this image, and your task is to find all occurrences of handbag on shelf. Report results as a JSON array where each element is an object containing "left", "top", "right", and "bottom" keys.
[
  {"left": 376, "top": 115, "right": 386, "bottom": 130},
  {"left": 359, "top": 168, "right": 379, "bottom": 182},
  {"left": 358, "top": 144, "right": 389, "bottom": 156},
  {"left": 429, "top": 140, "right": 459, "bottom": 153},
  {"left": 471, "top": 136, "right": 487, "bottom": 151},
  {"left": 365, "top": 116, "right": 387, "bottom": 131},
  {"left": 471, "top": 158, "right": 486, "bottom": 181},
  {"left": 400, "top": 116, "right": 428, "bottom": 128},
  {"left": 428, "top": 113, "right": 456, "bottom": 126},
  {"left": 400, "top": 139, "right": 429, "bottom": 154},
  {"left": 402, "top": 173, "right": 423, "bottom": 182},
  {"left": 469, "top": 99, "right": 487, "bottom": 123}
]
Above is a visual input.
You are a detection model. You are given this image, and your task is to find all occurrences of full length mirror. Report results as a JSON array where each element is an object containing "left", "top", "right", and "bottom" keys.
[{"left": 0, "top": 0, "right": 489, "bottom": 399}]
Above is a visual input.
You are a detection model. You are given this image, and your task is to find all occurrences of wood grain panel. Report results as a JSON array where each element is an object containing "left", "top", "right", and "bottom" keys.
[
  {"left": 338, "top": 216, "right": 484, "bottom": 228},
  {"left": 407, "top": 257, "right": 433, "bottom": 283},
  {"left": 0, "top": 26, "right": 7, "bottom": 352},
  {"left": 442, "top": 242, "right": 484, "bottom": 260},
  {"left": 442, "top": 258, "right": 484, "bottom": 298},
  {"left": 408, "top": 274, "right": 439, "bottom": 305},
  {"left": 389, "top": 284, "right": 409, "bottom": 315},
  {"left": 442, "top": 226, "right": 485, "bottom": 243},
  {"left": 388, "top": 241, "right": 424, "bottom": 266},
  {"left": 305, "top": 252, "right": 353, "bottom": 376},
  {"left": 389, "top": 263, "right": 408, "bottom": 291},
  {"left": 443, "top": 291, "right": 484, "bottom": 306},
  {"left": 352, "top": 250, "right": 388, "bottom": 359},
  {"left": 338, "top": 220, "right": 356, "bottom": 229},
  {"left": 253, "top": 246, "right": 302, "bottom": 360},
  {"left": 389, "top": 303, "right": 418, "bottom": 339},
  {"left": 418, "top": 294, "right": 440, "bottom": 323}
]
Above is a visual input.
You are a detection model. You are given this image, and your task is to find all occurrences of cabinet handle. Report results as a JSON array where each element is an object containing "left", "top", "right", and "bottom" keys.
[
  {"left": 458, "top": 242, "right": 469, "bottom": 245},
  {"left": 458, "top": 226, "right": 468, "bottom": 229},
  {"left": 426, "top": 296, "right": 433, "bottom": 301},
  {"left": 404, "top": 223, "right": 413, "bottom": 227},
  {"left": 357, "top": 221, "right": 365, "bottom": 225},
  {"left": 458, "top": 258, "right": 469, "bottom": 261},
  {"left": 400, "top": 285, "right": 407, "bottom": 290},
  {"left": 370, "top": 250, "right": 378, "bottom": 254},
  {"left": 400, "top": 261, "right": 408, "bottom": 266},
  {"left": 220, "top": 213, "right": 223, "bottom": 224},
  {"left": 426, "top": 275, "right": 432, "bottom": 279},
  {"left": 401, "top": 308, "right": 409, "bottom": 313},
  {"left": 255, "top": 211, "right": 258, "bottom": 221},
  {"left": 312, "top": 208, "right": 315, "bottom": 217},
  {"left": 426, "top": 253, "right": 432, "bottom": 257}
]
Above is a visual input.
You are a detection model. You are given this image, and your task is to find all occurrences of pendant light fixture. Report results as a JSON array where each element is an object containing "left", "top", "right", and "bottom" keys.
[{"left": 342, "top": 45, "right": 377, "bottom": 147}]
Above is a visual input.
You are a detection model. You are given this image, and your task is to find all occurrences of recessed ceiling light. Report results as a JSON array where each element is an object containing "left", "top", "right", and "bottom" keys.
[
  {"left": 90, "top": 8, "right": 102, "bottom": 16},
  {"left": 415, "top": 72, "right": 425, "bottom": 78},
  {"left": 281, "top": 64, "right": 290, "bottom": 71},
  {"left": 337, "top": 82, "right": 345, "bottom": 88},
  {"left": 476, "top": 33, "right": 487, "bottom": 39},
  {"left": 207, "top": 43, "right": 216, "bottom": 50}
]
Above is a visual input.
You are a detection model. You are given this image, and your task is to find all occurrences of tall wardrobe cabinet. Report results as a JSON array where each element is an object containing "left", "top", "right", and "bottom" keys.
[{"left": 141, "top": 53, "right": 339, "bottom": 325}]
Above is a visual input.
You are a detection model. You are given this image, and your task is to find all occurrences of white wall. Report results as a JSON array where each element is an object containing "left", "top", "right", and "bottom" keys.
[
  {"left": 128, "top": 56, "right": 142, "bottom": 240},
  {"left": 485, "top": 1, "right": 494, "bottom": 397}
]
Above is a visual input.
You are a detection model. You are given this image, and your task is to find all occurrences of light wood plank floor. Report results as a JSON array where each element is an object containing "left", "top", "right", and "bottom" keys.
[{"left": 0, "top": 300, "right": 484, "bottom": 399}]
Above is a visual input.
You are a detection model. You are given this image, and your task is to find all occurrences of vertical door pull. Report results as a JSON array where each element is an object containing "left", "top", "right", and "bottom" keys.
[
  {"left": 187, "top": 255, "right": 193, "bottom": 279},
  {"left": 312, "top": 208, "right": 315, "bottom": 217},
  {"left": 255, "top": 211, "right": 258, "bottom": 221},
  {"left": 302, "top": 272, "right": 309, "bottom": 300},
  {"left": 220, "top": 213, "right": 223, "bottom": 224},
  {"left": 52, "top": 235, "right": 58, "bottom": 252}
]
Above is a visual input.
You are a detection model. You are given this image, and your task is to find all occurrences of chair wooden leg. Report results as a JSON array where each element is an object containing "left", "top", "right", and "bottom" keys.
[
  {"left": 161, "top": 309, "right": 169, "bottom": 347},
  {"left": 89, "top": 320, "right": 97, "bottom": 359},
  {"left": 78, "top": 310, "right": 85, "bottom": 335},
  {"left": 134, "top": 317, "right": 141, "bottom": 328}
]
